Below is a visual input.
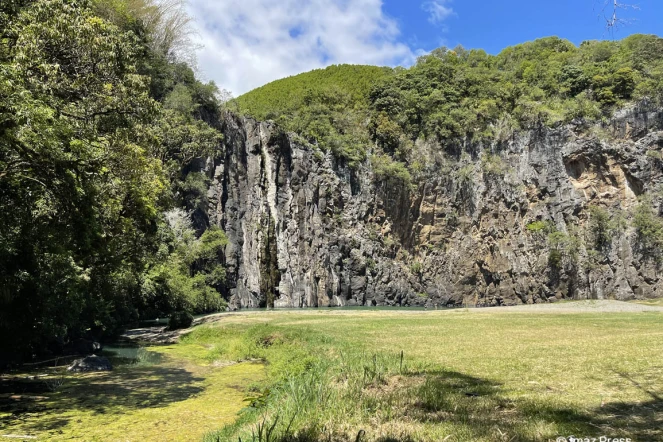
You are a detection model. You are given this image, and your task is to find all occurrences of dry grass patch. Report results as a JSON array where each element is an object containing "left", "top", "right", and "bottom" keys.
[{"left": 631, "top": 298, "right": 663, "bottom": 307}]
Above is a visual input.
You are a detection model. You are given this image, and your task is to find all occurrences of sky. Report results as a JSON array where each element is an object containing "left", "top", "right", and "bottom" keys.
[{"left": 187, "top": 0, "right": 663, "bottom": 96}]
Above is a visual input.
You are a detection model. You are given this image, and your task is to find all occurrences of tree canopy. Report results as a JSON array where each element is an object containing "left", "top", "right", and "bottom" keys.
[
  {"left": 238, "top": 34, "right": 663, "bottom": 175},
  {"left": 236, "top": 65, "right": 393, "bottom": 166},
  {"left": 373, "top": 35, "right": 663, "bottom": 148},
  {"left": 0, "top": 0, "right": 226, "bottom": 358}
]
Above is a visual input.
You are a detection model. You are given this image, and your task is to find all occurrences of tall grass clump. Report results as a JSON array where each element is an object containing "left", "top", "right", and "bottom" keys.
[{"left": 199, "top": 323, "right": 421, "bottom": 442}]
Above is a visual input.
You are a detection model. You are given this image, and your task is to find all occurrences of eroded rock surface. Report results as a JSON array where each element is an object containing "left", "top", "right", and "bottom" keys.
[{"left": 195, "top": 104, "right": 663, "bottom": 309}]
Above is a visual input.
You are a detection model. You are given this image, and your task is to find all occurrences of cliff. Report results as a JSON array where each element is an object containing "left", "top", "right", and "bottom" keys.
[{"left": 196, "top": 104, "right": 663, "bottom": 309}]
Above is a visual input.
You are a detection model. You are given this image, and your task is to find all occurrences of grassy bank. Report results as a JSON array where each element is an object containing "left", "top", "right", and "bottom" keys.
[
  {"left": 196, "top": 309, "right": 663, "bottom": 442},
  {"left": 0, "top": 345, "right": 264, "bottom": 441}
]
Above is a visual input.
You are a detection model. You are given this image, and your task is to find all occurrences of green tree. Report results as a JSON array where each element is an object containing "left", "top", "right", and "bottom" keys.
[
  {"left": 587, "top": 206, "right": 616, "bottom": 254},
  {"left": 140, "top": 209, "right": 227, "bottom": 315},
  {"left": 633, "top": 197, "right": 663, "bottom": 262},
  {"left": 0, "top": 0, "right": 166, "bottom": 353},
  {"left": 0, "top": 0, "right": 225, "bottom": 357}
]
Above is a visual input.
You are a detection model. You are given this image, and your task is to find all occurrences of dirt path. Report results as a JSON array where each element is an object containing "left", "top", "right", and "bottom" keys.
[
  {"left": 490, "top": 299, "right": 663, "bottom": 313},
  {"left": 207, "top": 299, "right": 663, "bottom": 316},
  {"left": 119, "top": 314, "right": 222, "bottom": 344}
]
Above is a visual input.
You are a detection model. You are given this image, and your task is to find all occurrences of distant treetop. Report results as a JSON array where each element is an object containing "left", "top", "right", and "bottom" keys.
[
  {"left": 234, "top": 35, "right": 663, "bottom": 169},
  {"left": 236, "top": 64, "right": 393, "bottom": 121}
]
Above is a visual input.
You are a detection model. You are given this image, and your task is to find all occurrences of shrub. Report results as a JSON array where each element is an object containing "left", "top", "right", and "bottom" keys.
[
  {"left": 370, "top": 111, "right": 403, "bottom": 153},
  {"left": 457, "top": 164, "right": 475, "bottom": 183},
  {"left": 633, "top": 197, "right": 663, "bottom": 261},
  {"left": 547, "top": 230, "right": 580, "bottom": 271},
  {"left": 586, "top": 249, "right": 602, "bottom": 271},
  {"left": 646, "top": 150, "right": 662, "bottom": 160},
  {"left": 168, "top": 311, "right": 194, "bottom": 330},
  {"left": 588, "top": 206, "right": 615, "bottom": 253},
  {"left": 611, "top": 67, "right": 637, "bottom": 99},
  {"left": 481, "top": 153, "right": 508, "bottom": 177},
  {"left": 526, "top": 220, "right": 553, "bottom": 233},
  {"left": 371, "top": 154, "right": 412, "bottom": 188}
]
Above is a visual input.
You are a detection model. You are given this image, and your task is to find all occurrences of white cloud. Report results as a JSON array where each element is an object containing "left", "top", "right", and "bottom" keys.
[
  {"left": 187, "top": 0, "right": 418, "bottom": 96},
  {"left": 422, "top": 0, "right": 454, "bottom": 25}
]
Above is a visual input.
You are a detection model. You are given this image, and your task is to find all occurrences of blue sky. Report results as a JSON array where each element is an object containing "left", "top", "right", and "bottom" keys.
[
  {"left": 188, "top": 0, "right": 662, "bottom": 96},
  {"left": 388, "top": 0, "right": 662, "bottom": 53}
]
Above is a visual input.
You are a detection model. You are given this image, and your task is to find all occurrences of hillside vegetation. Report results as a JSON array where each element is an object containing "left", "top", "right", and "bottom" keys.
[
  {"left": 371, "top": 35, "right": 663, "bottom": 152},
  {"left": 237, "top": 65, "right": 393, "bottom": 166},
  {"left": 237, "top": 35, "right": 663, "bottom": 174},
  {"left": 236, "top": 64, "right": 393, "bottom": 120}
]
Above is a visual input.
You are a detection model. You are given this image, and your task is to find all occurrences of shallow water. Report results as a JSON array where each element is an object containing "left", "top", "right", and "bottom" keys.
[
  {"left": 134, "top": 305, "right": 455, "bottom": 325},
  {"left": 102, "top": 343, "right": 163, "bottom": 365}
]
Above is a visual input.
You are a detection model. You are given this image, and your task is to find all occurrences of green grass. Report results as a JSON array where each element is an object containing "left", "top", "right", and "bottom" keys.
[
  {"left": 2, "top": 308, "right": 661, "bottom": 441},
  {"left": 0, "top": 346, "right": 265, "bottom": 441},
  {"left": 197, "top": 309, "right": 663, "bottom": 442}
]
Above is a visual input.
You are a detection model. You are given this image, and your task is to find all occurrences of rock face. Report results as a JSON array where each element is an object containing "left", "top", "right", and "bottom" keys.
[
  {"left": 195, "top": 104, "right": 663, "bottom": 309},
  {"left": 68, "top": 355, "right": 112, "bottom": 372}
]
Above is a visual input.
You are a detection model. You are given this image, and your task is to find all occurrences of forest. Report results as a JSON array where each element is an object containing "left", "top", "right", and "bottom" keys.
[
  {"left": 0, "top": 0, "right": 228, "bottom": 359},
  {"left": 238, "top": 34, "right": 663, "bottom": 173}
]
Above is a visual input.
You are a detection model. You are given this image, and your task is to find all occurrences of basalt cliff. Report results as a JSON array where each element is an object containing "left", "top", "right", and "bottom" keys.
[{"left": 193, "top": 104, "right": 663, "bottom": 309}]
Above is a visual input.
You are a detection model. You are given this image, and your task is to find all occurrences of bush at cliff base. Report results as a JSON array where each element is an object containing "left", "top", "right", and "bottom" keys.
[{"left": 168, "top": 311, "right": 194, "bottom": 330}]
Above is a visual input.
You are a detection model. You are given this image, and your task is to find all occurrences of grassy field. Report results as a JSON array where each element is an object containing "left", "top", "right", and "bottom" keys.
[
  {"left": 2, "top": 306, "right": 662, "bottom": 441},
  {"left": 195, "top": 309, "right": 663, "bottom": 442}
]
